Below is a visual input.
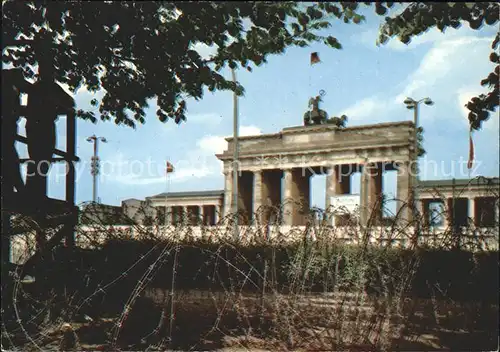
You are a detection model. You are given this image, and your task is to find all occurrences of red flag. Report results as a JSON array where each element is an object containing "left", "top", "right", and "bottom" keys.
[
  {"left": 166, "top": 161, "right": 174, "bottom": 173},
  {"left": 467, "top": 131, "right": 474, "bottom": 169},
  {"left": 310, "top": 52, "right": 321, "bottom": 65}
]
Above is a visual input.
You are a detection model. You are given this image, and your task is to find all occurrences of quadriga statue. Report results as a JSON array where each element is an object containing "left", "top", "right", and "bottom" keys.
[
  {"left": 303, "top": 90, "right": 348, "bottom": 128},
  {"left": 303, "top": 90, "right": 328, "bottom": 126},
  {"left": 326, "top": 114, "right": 348, "bottom": 128}
]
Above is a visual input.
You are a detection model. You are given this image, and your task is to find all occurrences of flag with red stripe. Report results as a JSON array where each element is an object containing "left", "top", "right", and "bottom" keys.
[
  {"left": 467, "top": 130, "right": 474, "bottom": 169},
  {"left": 166, "top": 161, "right": 174, "bottom": 173},
  {"left": 310, "top": 52, "right": 321, "bottom": 65}
]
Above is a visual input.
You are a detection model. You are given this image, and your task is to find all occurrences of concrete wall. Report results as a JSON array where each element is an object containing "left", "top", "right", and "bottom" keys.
[
  {"left": 72, "top": 225, "right": 498, "bottom": 252},
  {"left": 122, "top": 199, "right": 158, "bottom": 225}
]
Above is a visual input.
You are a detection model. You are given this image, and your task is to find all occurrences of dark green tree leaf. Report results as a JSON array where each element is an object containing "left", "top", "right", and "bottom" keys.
[{"left": 2, "top": 1, "right": 366, "bottom": 127}]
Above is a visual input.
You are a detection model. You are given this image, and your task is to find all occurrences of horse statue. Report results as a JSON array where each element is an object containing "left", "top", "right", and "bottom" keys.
[
  {"left": 326, "top": 114, "right": 348, "bottom": 128},
  {"left": 303, "top": 90, "right": 329, "bottom": 126}
]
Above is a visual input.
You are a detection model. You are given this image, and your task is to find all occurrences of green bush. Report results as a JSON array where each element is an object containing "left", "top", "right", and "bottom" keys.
[{"left": 49, "top": 238, "right": 499, "bottom": 308}]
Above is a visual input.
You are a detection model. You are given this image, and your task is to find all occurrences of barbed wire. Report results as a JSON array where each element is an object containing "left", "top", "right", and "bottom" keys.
[{"left": 2, "top": 191, "right": 499, "bottom": 351}]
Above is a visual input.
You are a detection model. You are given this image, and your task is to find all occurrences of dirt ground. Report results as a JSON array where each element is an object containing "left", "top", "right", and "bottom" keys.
[{"left": 17, "top": 290, "right": 497, "bottom": 351}]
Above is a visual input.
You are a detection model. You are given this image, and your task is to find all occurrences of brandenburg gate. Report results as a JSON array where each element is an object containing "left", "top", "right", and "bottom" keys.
[{"left": 216, "top": 121, "right": 416, "bottom": 226}]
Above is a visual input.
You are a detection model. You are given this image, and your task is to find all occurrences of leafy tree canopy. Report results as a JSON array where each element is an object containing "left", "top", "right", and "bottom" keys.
[
  {"left": 2, "top": 1, "right": 365, "bottom": 127},
  {"left": 372, "top": 2, "right": 499, "bottom": 131},
  {"left": 4, "top": 2, "right": 497, "bottom": 131}
]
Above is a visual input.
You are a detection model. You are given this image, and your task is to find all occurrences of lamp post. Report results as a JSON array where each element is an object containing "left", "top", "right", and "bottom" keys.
[
  {"left": 360, "top": 155, "right": 369, "bottom": 227},
  {"left": 231, "top": 67, "right": 239, "bottom": 241},
  {"left": 403, "top": 97, "right": 433, "bottom": 224},
  {"left": 86, "top": 135, "right": 107, "bottom": 203}
]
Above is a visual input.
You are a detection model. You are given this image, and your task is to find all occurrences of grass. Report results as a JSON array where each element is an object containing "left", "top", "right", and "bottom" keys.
[{"left": 2, "top": 197, "right": 499, "bottom": 351}]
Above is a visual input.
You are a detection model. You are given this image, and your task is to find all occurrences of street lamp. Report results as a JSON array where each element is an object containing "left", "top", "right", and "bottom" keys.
[
  {"left": 86, "top": 135, "right": 107, "bottom": 203},
  {"left": 231, "top": 67, "right": 239, "bottom": 241},
  {"left": 403, "top": 97, "right": 433, "bottom": 225}
]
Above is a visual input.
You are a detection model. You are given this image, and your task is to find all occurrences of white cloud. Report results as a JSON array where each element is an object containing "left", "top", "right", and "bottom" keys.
[
  {"left": 394, "top": 35, "right": 494, "bottom": 122},
  {"left": 341, "top": 31, "right": 496, "bottom": 128},
  {"left": 113, "top": 166, "right": 212, "bottom": 185},
  {"left": 187, "top": 112, "right": 223, "bottom": 125},
  {"left": 357, "top": 20, "right": 488, "bottom": 52},
  {"left": 195, "top": 125, "right": 263, "bottom": 174},
  {"left": 386, "top": 27, "right": 463, "bottom": 51},
  {"left": 339, "top": 97, "right": 387, "bottom": 123},
  {"left": 170, "top": 165, "right": 212, "bottom": 181},
  {"left": 197, "top": 124, "right": 262, "bottom": 154},
  {"left": 240, "top": 125, "right": 262, "bottom": 136},
  {"left": 197, "top": 135, "right": 227, "bottom": 155},
  {"left": 99, "top": 151, "right": 215, "bottom": 186}
]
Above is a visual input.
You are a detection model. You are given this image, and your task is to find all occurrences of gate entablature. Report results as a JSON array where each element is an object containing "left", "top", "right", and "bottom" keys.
[{"left": 217, "top": 121, "right": 415, "bottom": 172}]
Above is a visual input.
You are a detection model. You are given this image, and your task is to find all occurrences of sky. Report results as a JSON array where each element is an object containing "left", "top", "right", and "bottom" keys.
[{"left": 13, "top": 6, "right": 500, "bottom": 210}]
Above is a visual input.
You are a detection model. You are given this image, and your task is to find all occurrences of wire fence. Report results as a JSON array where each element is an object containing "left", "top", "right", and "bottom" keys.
[{"left": 1, "top": 185, "right": 499, "bottom": 351}]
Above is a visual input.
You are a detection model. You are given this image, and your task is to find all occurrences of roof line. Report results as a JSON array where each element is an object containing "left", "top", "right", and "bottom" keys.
[{"left": 149, "top": 190, "right": 224, "bottom": 199}]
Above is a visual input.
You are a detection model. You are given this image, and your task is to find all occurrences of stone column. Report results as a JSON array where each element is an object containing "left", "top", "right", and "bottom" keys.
[
  {"left": 415, "top": 199, "right": 424, "bottom": 222},
  {"left": 223, "top": 171, "right": 232, "bottom": 217},
  {"left": 325, "top": 166, "right": 336, "bottom": 211},
  {"left": 447, "top": 198, "right": 459, "bottom": 230},
  {"left": 283, "top": 169, "right": 294, "bottom": 226},
  {"left": 495, "top": 198, "right": 500, "bottom": 224},
  {"left": 182, "top": 206, "right": 187, "bottom": 224},
  {"left": 325, "top": 165, "right": 351, "bottom": 226},
  {"left": 283, "top": 168, "right": 311, "bottom": 226},
  {"left": 297, "top": 169, "right": 312, "bottom": 226},
  {"left": 253, "top": 170, "right": 263, "bottom": 224},
  {"left": 360, "top": 164, "right": 369, "bottom": 226},
  {"left": 165, "top": 206, "right": 172, "bottom": 225},
  {"left": 261, "top": 170, "right": 281, "bottom": 225},
  {"left": 199, "top": 205, "right": 204, "bottom": 226},
  {"left": 171, "top": 206, "right": 177, "bottom": 225},
  {"left": 396, "top": 161, "right": 411, "bottom": 223},
  {"left": 468, "top": 197, "right": 475, "bottom": 227},
  {"left": 421, "top": 199, "right": 430, "bottom": 227},
  {"left": 214, "top": 204, "right": 220, "bottom": 225},
  {"left": 441, "top": 201, "right": 449, "bottom": 228},
  {"left": 238, "top": 171, "right": 254, "bottom": 225},
  {"left": 365, "top": 163, "right": 383, "bottom": 225}
]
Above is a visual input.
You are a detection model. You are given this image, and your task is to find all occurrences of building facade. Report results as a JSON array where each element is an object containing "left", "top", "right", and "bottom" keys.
[
  {"left": 146, "top": 190, "right": 223, "bottom": 226},
  {"left": 120, "top": 122, "right": 499, "bottom": 229}
]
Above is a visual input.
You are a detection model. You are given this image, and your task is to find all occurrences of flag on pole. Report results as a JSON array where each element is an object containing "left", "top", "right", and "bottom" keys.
[
  {"left": 310, "top": 52, "right": 321, "bottom": 65},
  {"left": 467, "top": 130, "right": 474, "bottom": 169},
  {"left": 166, "top": 161, "right": 174, "bottom": 173}
]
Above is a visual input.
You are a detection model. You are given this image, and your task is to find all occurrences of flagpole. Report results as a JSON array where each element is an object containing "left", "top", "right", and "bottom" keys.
[
  {"left": 168, "top": 172, "right": 171, "bottom": 225},
  {"left": 165, "top": 158, "right": 170, "bottom": 227},
  {"left": 165, "top": 158, "right": 168, "bottom": 226}
]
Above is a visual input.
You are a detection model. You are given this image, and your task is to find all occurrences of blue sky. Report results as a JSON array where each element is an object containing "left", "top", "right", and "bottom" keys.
[{"left": 14, "top": 6, "right": 499, "bottom": 209}]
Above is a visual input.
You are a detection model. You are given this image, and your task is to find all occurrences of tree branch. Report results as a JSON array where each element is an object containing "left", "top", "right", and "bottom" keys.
[{"left": 2, "top": 39, "right": 33, "bottom": 47}]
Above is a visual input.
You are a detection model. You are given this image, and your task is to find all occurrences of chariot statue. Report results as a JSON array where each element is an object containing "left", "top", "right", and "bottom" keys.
[
  {"left": 303, "top": 90, "right": 348, "bottom": 128},
  {"left": 303, "top": 90, "right": 328, "bottom": 126}
]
